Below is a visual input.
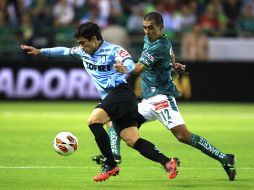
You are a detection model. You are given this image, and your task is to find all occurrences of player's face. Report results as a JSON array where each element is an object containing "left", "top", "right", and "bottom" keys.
[
  {"left": 143, "top": 20, "right": 163, "bottom": 42},
  {"left": 76, "top": 37, "right": 97, "bottom": 55}
]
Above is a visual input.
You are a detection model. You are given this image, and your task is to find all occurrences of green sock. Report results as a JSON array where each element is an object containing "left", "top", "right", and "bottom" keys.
[
  {"left": 107, "top": 126, "right": 121, "bottom": 156},
  {"left": 189, "top": 134, "right": 228, "bottom": 164}
]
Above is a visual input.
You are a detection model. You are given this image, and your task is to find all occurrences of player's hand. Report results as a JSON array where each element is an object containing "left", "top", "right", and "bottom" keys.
[
  {"left": 173, "top": 63, "right": 186, "bottom": 71},
  {"left": 114, "top": 61, "right": 128, "bottom": 73},
  {"left": 172, "top": 63, "right": 189, "bottom": 79},
  {"left": 173, "top": 62, "right": 189, "bottom": 75},
  {"left": 20, "top": 45, "right": 40, "bottom": 55}
]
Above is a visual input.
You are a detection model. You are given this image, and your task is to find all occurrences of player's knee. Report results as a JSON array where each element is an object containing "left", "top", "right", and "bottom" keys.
[
  {"left": 124, "top": 137, "right": 138, "bottom": 147},
  {"left": 176, "top": 133, "right": 191, "bottom": 144},
  {"left": 87, "top": 116, "right": 101, "bottom": 125},
  {"left": 176, "top": 134, "right": 186, "bottom": 143}
]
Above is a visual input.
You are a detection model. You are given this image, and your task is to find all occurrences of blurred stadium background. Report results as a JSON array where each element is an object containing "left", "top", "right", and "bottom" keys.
[{"left": 0, "top": 0, "right": 254, "bottom": 101}]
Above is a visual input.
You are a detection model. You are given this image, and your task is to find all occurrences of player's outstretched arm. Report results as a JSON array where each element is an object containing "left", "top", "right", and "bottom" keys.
[{"left": 20, "top": 45, "right": 40, "bottom": 55}]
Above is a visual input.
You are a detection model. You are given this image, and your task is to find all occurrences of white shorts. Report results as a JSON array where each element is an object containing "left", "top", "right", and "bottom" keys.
[{"left": 138, "top": 94, "right": 185, "bottom": 130}]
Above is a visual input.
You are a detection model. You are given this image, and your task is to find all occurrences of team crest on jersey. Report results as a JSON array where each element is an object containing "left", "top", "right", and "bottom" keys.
[{"left": 118, "top": 50, "right": 130, "bottom": 58}]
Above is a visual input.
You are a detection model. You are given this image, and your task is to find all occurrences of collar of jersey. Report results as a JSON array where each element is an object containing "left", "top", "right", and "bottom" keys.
[{"left": 91, "top": 40, "right": 105, "bottom": 55}]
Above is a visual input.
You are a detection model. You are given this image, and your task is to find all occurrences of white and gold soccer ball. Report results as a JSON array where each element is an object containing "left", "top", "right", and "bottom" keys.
[{"left": 53, "top": 132, "right": 78, "bottom": 156}]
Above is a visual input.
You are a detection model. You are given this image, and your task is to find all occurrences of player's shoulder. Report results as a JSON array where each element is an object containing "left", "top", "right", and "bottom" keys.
[
  {"left": 104, "top": 41, "right": 129, "bottom": 54},
  {"left": 152, "top": 35, "right": 172, "bottom": 52},
  {"left": 102, "top": 41, "right": 120, "bottom": 50},
  {"left": 157, "top": 35, "right": 172, "bottom": 47},
  {"left": 102, "top": 41, "right": 131, "bottom": 59},
  {"left": 98, "top": 41, "right": 123, "bottom": 54}
]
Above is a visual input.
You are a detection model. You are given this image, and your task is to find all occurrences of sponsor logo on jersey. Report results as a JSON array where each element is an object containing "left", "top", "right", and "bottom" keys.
[
  {"left": 85, "top": 62, "right": 111, "bottom": 71},
  {"left": 82, "top": 57, "right": 111, "bottom": 72},
  {"left": 144, "top": 52, "right": 154, "bottom": 62},
  {"left": 118, "top": 50, "right": 130, "bottom": 58},
  {"left": 154, "top": 100, "right": 169, "bottom": 111}
]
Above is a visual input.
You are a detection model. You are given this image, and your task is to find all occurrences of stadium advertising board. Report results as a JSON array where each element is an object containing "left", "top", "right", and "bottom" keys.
[
  {"left": 0, "top": 60, "right": 253, "bottom": 101},
  {"left": 0, "top": 60, "right": 99, "bottom": 100}
]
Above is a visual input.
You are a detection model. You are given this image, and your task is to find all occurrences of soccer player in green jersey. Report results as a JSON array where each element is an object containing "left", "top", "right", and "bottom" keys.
[{"left": 93, "top": 12, "right": 236, "bottom": 181}]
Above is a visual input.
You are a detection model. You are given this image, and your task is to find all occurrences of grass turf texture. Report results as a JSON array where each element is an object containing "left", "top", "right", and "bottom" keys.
[{"left": 0, "top": 102, "right": 253, "bottom": 190}]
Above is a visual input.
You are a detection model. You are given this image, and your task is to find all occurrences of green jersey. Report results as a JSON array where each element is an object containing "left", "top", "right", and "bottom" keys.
[{"left": 138, "top": 35, "right": 181, "bottom": 99}]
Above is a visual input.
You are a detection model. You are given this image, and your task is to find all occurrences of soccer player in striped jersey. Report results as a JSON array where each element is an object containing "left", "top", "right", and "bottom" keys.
[
  {"left": 20, "top": 22, "right": 179, "bottom": 182},
  {"left": 94, "top": 12, "right": 236, "bottom": 181}
]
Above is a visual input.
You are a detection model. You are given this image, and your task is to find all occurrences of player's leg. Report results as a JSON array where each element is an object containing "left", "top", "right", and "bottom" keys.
[
  {"left": 91, "top": 122, "right": 121, "bottom": 165},
  {"left": 119, "top": 125, "right": 179, "bottom": 179},
  {"left": 91, "top": 83, "right": 138, "bottom": 181},
  {"left": 92, "top": 105, "right": 148, "bottom": 165},
  {"left": 170, "top": 124, "right": 236, "bottom": 180},
  {"left": 88, "top": 108, "right": 119, "bottom": 182},
  {"left": 153, "top": 96, "right": 236, "bottom": 180},
  {"left": 107, "top": 122, "right": 121, "bottom": 162}
]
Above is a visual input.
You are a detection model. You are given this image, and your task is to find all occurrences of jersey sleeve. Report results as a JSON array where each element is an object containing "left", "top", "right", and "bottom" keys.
[
  {"left": 114, "top": 46, "right": 135, "bottom": 73},
  {"left": 69, "top": 47, "right": 83, "bottom": 59},
  {"left": 138, "top": 44, "right": 161, "bottom": 69},
  {"left": 40, "top": 46, "right": 82, "bottom": 59}
]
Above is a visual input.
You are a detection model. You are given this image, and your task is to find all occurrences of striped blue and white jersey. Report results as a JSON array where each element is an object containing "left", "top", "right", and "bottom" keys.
[{"left": 40, "top": 41, "right": 135, "bottom": 99}]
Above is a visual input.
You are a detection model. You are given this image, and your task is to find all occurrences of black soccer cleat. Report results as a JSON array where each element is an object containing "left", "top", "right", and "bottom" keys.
[
  {"left": 92, "top": 154, "right": 122, "bottom": 165},
  {"left": 91, "top": 154, "right": 105, "bottom": 165},
  {"left": 223, "top": 154, "right": 236, "bottom": 181}
]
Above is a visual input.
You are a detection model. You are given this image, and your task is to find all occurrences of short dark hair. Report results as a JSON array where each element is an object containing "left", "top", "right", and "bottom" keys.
[
  {"left": 74, "top": 22, "right": 103, "bottom": 41},
  {"left": 144, "top": 12, "right": 163, "bottom": 26}
]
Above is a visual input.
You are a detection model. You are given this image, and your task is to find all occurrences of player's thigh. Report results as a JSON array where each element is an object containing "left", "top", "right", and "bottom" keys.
[
  {"left": 113, "top": 106, "right": 138, "bottom": 136},
  {"left": 138, "top": 101, "right": 157, "bottom": 123},
  {"left": 88, "top": 108, "right": 110, "bottom": 125},
  {"left": 155, "top": 108, "right": 185, "bottom": 130},
  {"left": 150, "top": 97, "right": 185, "bottom": 129},
  {"left": 97, "top": 84, "right": 137, "bottom": 121}
]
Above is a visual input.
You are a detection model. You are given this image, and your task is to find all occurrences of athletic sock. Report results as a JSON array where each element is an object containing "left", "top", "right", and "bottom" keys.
[
  {"left": 189, "top": 134, "right": 228, "bottom": 164},
  {"left": 133, "top": 138, "right": 169, "bottom": 166},
  {"left": 107, "top": 126, "right": 121, "bottom": 157},
  {"left": 89, "top": 123, "right": 116, "bottom": 167}
]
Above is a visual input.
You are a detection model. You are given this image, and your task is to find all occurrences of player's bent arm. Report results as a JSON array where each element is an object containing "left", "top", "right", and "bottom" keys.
[
  {"left": 131, "top": 62, "right": 146, "bottom": 75},
  {"left": 114, "top": 61, "right": 146, "bottom": 75},
  {"left": 171, "top": 48, "right": 176, "bottom": 67},
  {"left": 114, "top": 59, "right": 135, "bottom": 74},
  {"left": 170, "top": 48, "right": 186, "bottom": 73}
]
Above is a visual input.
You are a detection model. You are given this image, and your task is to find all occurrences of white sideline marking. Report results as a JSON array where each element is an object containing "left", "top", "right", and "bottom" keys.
[{"left": 0, "top": 166, "right": 253, "bottom": 170}]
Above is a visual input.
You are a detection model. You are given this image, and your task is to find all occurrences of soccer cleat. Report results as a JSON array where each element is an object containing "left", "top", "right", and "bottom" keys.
[
  {"left": 223, "top": 154, "right": 236, "bottom": 181},
  {"left": 91, "top": 154, "right": 105, "bottom": 165},
  {"left": 92, "top": 154, "right": 122, "bottom": 165},
  {"left": 93, "top": 165, "right": 120, "bottom": 182},
  {"left": 164, "top": 158, "right": 180, "bottom": 179},
  {"left": 112, "top": 155, "right": 122, "bottom": 164}
]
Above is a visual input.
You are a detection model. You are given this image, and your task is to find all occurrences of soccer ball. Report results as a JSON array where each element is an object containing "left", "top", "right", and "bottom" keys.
[{"left": 53, "top": 132, "right": 78, "bottom": 156}]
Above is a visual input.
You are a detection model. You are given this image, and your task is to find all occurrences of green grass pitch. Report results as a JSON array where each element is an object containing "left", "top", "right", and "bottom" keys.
[{"left": 0, "top": 102, "right": 254, "bottom": 190}]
